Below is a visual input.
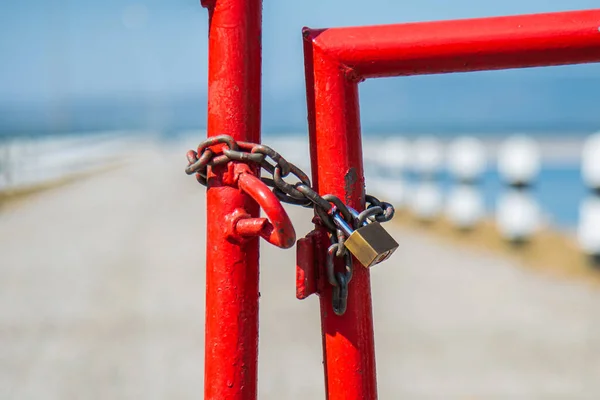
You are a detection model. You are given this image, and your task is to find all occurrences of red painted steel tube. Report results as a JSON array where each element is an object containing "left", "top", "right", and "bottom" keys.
[
  {"left": 306, "top": 9, "right": 600, "bottom": 80},
  {"left": 303, "top": 8, "right": 600, "bottom": 400},
  {"left": 303, "top": 32, "right": 377, "bottom": 400},
  {"left": 201, "top": 0, "right": 262, "bottom": 399}
]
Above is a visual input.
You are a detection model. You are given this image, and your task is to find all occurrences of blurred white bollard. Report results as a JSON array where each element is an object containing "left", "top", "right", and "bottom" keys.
[
  {"left": 446, "top": 184, "right": 484, "bottom": 230},
  {"left": 447, "top": 136, "right": 487, "bottom": 183},
  {"left": 497, "top": 135, "right": 541, "bottom": 186},
  {"left": 364, "top": 159, "right": 410, "bottom": 208},
  {"left": 578, "top": 196, "right": 600, "bottom": 256},
  {"left": 579, "top": 133, "right": 600, "bottom": 258},
  {"left": 363, "top": 136, "right": 410, "bottom": 209},
  {"left": 581, "top": 132, "right": 600, "bottom": 190},
  {"left": 412, "top": 136, "right": 443, "bottom": 178},
  {"left": 410, "top": 136, "right": 443, "bottom": 221},
  {"left": 362, "top": 140, "right": 382, "bottom": 167},
  {"left": 411, "top": 181, "right": 442, "bottom": 222},
  {"left": 496, "top": 135, "right": 541, "bottom": 243},
  {"left": 368, "top": 177, "right": 410, "bottom": 209},
  {"left": 380, "top": 137, "right": 411, "bottom": 172},
  {"left": 446, "top": 136, "right": 487, "bottom": 229},
  {"left": 496, "top": 189, "right": 540, "bottom": 242},
  {"left": 0, "top": 141, "right": 8, "bottom": 188}
]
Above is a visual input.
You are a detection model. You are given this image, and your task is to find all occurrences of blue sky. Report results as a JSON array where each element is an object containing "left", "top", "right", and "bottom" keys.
[{"left": 1, "top": 0, "right": 599, "bottom": 104}]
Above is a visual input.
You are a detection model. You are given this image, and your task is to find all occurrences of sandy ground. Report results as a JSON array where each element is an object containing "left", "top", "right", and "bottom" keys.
[{"left": 1, "top": 141, "right": 600, "bottom": 400}]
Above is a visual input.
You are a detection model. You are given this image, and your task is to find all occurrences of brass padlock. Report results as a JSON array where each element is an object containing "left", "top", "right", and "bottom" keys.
[{"left": 332, "top": 212, "right": 399, "bottom": 268}]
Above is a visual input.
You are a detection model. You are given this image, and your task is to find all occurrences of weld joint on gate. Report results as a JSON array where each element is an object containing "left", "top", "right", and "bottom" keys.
[{"left": 340, "top": 64, "right": 365, "bottom": 83}]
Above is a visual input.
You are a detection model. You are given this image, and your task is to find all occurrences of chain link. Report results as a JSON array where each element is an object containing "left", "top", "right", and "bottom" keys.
[
  {"left": 326, "top": 240, "right": 353, "bottom": 315},
  {"left": 186, "top": 134, "right": 395, "bottom": 315}
]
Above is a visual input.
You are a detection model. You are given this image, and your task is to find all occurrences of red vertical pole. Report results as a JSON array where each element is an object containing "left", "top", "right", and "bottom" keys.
[
  {"left": 303, "top": 31, "right": 378, "bottom": 400},
  {"left": 201, "top": 1, "right": 262, "bottom": 399}
]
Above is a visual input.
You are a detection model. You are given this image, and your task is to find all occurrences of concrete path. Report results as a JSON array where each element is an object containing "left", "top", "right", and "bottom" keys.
[{"left": 1, "top": 141, "right": 599, "bottom": 399}]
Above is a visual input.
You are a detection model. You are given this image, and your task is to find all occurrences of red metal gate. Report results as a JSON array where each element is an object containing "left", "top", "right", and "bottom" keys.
[
  {"left": 302, "top": 9, "right": 600, "bottom": 400},
  {"left": 193, "top": 3, "right": 600, "bottom": 399}
]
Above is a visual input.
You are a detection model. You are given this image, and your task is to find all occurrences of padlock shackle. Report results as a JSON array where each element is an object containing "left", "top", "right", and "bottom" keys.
[{"left": 332, "top": 212, "right": 354, "bottom": 237}]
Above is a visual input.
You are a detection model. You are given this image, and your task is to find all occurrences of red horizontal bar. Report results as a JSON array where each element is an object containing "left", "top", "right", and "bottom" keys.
[{"left": 304, "top": 9, "right": 600, "bottom": 79}]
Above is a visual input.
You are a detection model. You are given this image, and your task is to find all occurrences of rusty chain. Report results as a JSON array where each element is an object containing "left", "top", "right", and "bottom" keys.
[{"left": 185, "top": 134, "right": 395, "bottom": 315}]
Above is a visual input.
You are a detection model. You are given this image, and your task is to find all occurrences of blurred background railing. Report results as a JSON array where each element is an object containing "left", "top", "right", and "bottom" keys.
[{"left": 0, "top": 132, "right": 144, "bottom": 194}]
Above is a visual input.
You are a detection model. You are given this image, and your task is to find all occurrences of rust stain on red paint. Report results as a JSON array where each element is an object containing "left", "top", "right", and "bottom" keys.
[{"left": 344, "top": 167, "right": 358, "bottom": 204}]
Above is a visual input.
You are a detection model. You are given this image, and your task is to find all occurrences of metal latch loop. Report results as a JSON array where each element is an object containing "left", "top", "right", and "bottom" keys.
[{"left": 237, "top": 172, "right": 296, "bottom": 249}]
